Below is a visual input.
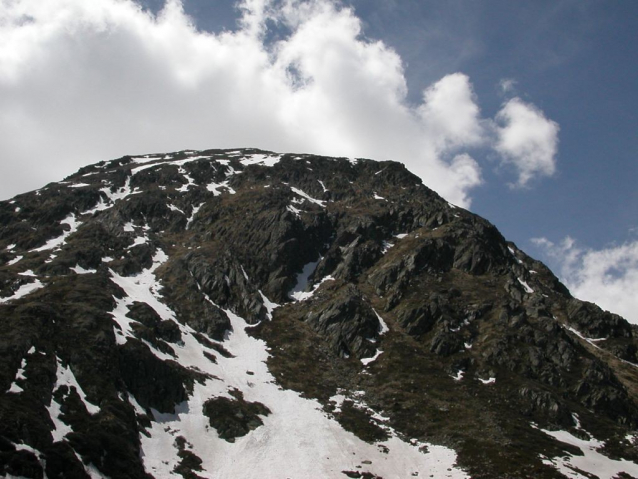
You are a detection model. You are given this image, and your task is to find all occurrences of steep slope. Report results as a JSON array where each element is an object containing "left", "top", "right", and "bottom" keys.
[{"left": 1, "top": 148, "right": 637, "bottom": 479}]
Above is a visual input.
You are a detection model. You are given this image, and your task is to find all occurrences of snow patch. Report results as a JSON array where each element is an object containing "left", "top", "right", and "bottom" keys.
[
  {"left": 517, "top": 278, "right": 534, "bottom": 293},
  {"left": 286, "top": 205, "right": 303, "bottom": 217},
  {"left": 186, "top": 202, "right": 205, "bottom": 230},
  {"left": 140, "top": 305, "right": 468, "bottom": 479},
  {"left": 538, "top": 426, "right": 638, "bottom": 479},
  {"left": 206, "top": 180, "right": 236, "bottom": 196},
  {"left": 70, "top": 265, "right": 97, "bottom": 275},
  {"left": 361, "top": 349, "right": 383, "bottom": 366},
  {"left": 508, "top": 246, "right": 523, "bottom": 264},
  {"left": 478, "top": 377, "right": 496, "bottom": 385},
  {"left": 176, "top": 167, "right": 197, "bottom": 192},
  {"left": 0, "top": 279, "right": 44, "bottom": 304},
  {"left": 168, "top": 204, "right": 185, "bottom": 214},
  {"left": 30, "top": 214, "right": 81, "bottom": 252},
  {"left": 289, "top": 261, "right": 334, "bottom": 302},
  {"left": 239, "top": 154, "right": 282, "bottom": 167},
  {"left": 290, "top": 186, "right": 326, "bottom": 207},
  {"left": 54, "top": 357, "right": 100, "bottom": 415},
  {"left": 373, "top": 192, "right": 385, "bottom": 200},
  {"left": 381, "top": 241, "right": 394, "bottom": 254},
  {"left": 7, "top": 357, "right": 27, "bottom": 393},
  {"left": 373, "top": 309, "right": 390, "bottom": 334},
  {"left": 100, "top": 176, "right": 141, "bottom": 203}
]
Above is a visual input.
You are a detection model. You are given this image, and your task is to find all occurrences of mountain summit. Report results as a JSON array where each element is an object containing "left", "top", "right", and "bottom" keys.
[{"left": 1, "top": 148, "right": 637, "bottom": 478}]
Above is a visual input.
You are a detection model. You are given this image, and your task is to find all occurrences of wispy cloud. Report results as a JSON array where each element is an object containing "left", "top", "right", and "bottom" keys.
[
  {"left": 0, "top": 0, "right": 558, "bottom": 206},
  {"left": 532, "top": 236, "right": 638, "bottom": 324}
]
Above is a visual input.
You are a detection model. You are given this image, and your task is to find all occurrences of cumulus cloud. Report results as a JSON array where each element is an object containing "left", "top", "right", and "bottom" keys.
[
  {"left": 0, "top": 0, "right": 556, "bottom": 206},
  {"left": 533, "top": 236, "right": 638, "bottom": 324},
  {"left": 494, "top": 98, "right": 559, "bottom": 187}
]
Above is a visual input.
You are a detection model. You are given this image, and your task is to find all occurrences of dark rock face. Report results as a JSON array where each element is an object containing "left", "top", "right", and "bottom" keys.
[
  {"left": 0, "top": 148, "right": 637, "bottom": 479},
  {"left": 202, "top": 390, "right": 270, "bottom": 442}
]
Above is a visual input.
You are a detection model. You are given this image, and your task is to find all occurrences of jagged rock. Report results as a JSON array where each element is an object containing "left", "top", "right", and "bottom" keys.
[
  {"left": 202, "top": 390, "right": 270, "bottom": 442},
  {"left": 566, "top": 299, "right": 633, "bottom": 339},
  {"left": 304, "top": 284, "right": 380, "bottom": 359},
  {"left": 430, "top": 330, "right": 464, "bottom": 356},
  {"left": 117, "top": 340, "right": 189, "bottom": 414},
  {"left": 519, "top": 387, "right": 574, "bottom": 428},
  {"left": 185, "top": 251, "right": 266, "bottom": 324}
]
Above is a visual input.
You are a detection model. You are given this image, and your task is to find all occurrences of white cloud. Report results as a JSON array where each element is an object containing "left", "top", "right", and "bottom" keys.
[
  {"left": 494, "top": 98, "right": 559, "bottom": 187},
  {"left": 532, "top": 236, "right": 638, "bottom": 324},
  {"left": 0, "top": 0, "right": 556, "bottom": 206}
]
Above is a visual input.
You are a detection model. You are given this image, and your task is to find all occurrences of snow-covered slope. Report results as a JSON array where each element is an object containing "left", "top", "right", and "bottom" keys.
[{"left": 1, "top": 148, "right": 637, "bottom": 479}]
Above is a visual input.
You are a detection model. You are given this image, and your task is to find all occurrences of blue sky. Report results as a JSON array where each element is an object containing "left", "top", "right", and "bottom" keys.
[{"left": 1, "top": 0, "right": 636, "bottom": 321}]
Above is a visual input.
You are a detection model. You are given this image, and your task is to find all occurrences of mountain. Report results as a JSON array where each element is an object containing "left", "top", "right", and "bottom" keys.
[{"left": 1, "top": 148, "right": 637, "bottom": 479}]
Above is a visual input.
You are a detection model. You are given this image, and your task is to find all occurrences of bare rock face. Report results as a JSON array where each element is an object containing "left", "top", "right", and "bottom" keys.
[{"left": 1, "top": 148, "right": 637, "bottom": 479}]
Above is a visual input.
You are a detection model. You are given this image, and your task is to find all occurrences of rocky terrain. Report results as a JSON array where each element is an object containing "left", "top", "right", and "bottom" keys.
[{"left": 1, "top": 148, "right": 637, "bottom": 478}]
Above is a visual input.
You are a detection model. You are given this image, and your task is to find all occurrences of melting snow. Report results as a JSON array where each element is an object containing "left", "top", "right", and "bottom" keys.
[
  {"left": 318, "top": 180, "right": 328, "bottom": 192},
  {"left": 101, "top": 177, "right": 141, "bottom": 203},
  {"left": 186, "top": 202, "right": 205, "bottom": 230},
  {"left": 207, "top": 180, "right": 236, "bottom": 196},
  {"left": 140, "top": 305, "right": 468, "bottom": 479},
  {"left": 30, "top": 214, "right": 81, "bottom": 252},
  {"left": 289, "top": 258, "right": 330, "bottom": 301},
  {"left": 452, "top": 370, "right": 464, "bottom": 381},
  {"left": 0, "top": 280, "right": 44, "bottom": 304},
  {"left": 130, "top": 156, "right": 212, "bottom": 175},
  {"left": 538, "top": 426, "right": 638, "bottom": 479},
  {"left": 176, "top": 167, "right": 197, "bottom": 192},
  {"left": 128, "top": 234, "right": 149, "bottom": 249},
  {"left": 18, "top": 269, "right": 36, "bottom": 276},
  {"left": 290, "top": 186, "right": 326, "bottom": 207},
  {"left": 81, "top": 196, "right": 111, "bottom": 215},
  {"left": 47, "top": 357, "right": 100, "bottom": 442},
  {"left": 373, "top": 192, "right": 385, "bottom": 200},
  {"left": 381, "top": 241, "right": 394, "bottom": 254},
  {"left": 67, "top": 183, "right": 90, "bottom": 188},
  {"left": 508, "top": 246, "right": 523, "bottom": 264},
  {"left": 54, "top": 357, "right": 100, "bottom": 415},
  {"left": 259, "top": 291, "right": 279, "bottom": 320},
  {"left": 478, "top": 377, "right": 496, "bottom": 385},
  {"left": 518, "top": 278, "right": 534, "bottom": 294},
  {"left": 286, "top": 205, "right": 303, "bottom": 218},
  {"left": 361, "top": 349, "right": 383, "bottom": 366},
  {"left": 109, "top": 250, "right": 174, "bottom": 345},
  {"left": 70, "top": 265, "right": 97, "bottom": 275},
  {"left": 373, "top": 309, "right": 390, "bottom": 335},
  {"left": 239, "top": 154, "right": 282, "bottom": 167},
  {"left": 394, "top": 233, "right": 408, "bottom": 239},
  {"left": 168, "top": 204, "right": 185, "bottom": 214},
  {"left": 130, "top": 155, "right": 163, "bottom": 164},
  {"left": 7, "top": 357, "right": 27, "bottom": 393}
]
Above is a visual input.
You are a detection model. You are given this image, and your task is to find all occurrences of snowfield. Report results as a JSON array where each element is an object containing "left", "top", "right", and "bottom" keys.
[{"left": 108, "top": 247, "right": 470, "bottom": 478}]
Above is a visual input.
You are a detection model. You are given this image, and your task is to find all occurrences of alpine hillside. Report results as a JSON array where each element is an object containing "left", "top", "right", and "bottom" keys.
[{"left": 1, "top": 148, "right": 637, "bottom": 479}]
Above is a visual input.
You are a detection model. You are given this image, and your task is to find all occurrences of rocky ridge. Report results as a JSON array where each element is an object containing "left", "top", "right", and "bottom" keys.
[{"left": 0, "top": 148, "right": 637, "bottom": 478}]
